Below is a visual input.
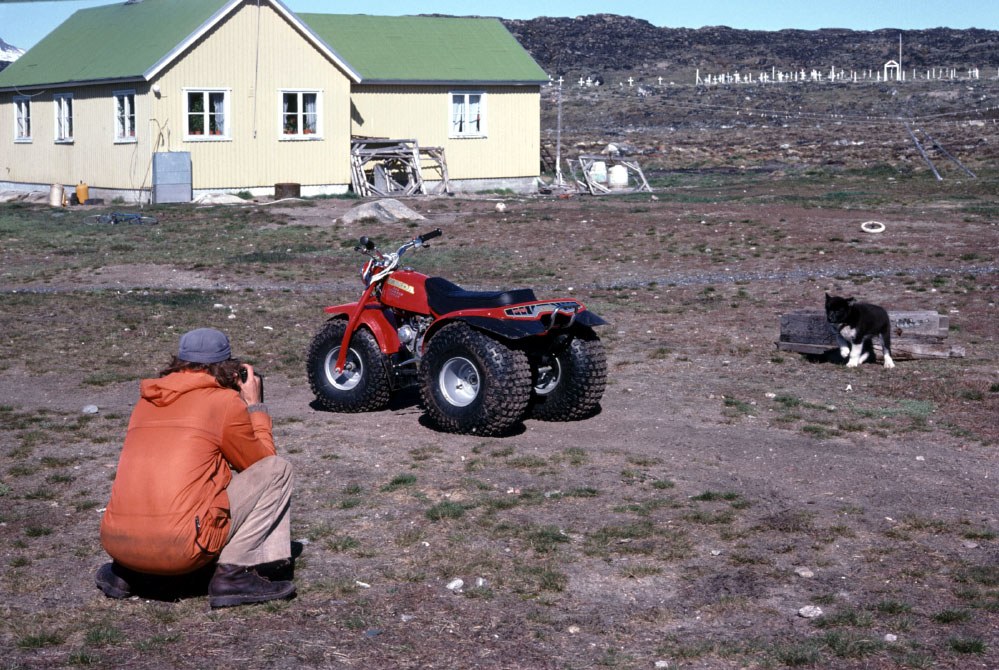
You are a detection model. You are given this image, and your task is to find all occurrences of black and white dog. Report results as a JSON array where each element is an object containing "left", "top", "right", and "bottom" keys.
[{"left": 825, "top": 294, "right": 895, "bottom": 369}]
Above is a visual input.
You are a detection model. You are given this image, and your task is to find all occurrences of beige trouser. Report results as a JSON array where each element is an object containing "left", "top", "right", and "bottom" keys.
[{"left": 218, "top": 455, "right": 293, "bottom": 567}]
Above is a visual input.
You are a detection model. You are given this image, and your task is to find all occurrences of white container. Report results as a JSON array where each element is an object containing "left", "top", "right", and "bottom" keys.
[
  {"left": 608, "top": 164, "right": 629, "bottom": 188},
  {"left": 48, "top": 184, "right": 64, "bottom": 207},
  {"left": 588, "top": 161, "right": 607, "bottom": 183}
]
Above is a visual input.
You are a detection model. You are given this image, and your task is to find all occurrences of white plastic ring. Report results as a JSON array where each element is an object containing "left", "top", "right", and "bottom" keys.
[{"left": 860, "top": 221, "right": 885, "bottom": 234}]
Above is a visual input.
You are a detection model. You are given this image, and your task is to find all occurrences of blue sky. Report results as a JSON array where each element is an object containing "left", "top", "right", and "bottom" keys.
[{"left": 1, "top": 0, "right": 997, "bottom": 51}]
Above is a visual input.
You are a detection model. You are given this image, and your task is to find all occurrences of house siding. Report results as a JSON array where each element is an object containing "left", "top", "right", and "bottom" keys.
[
  {"left": 1, "top": 83, "right": 154, "bottom": 192},
  {"left": 149, "top": 1, "right": 353, "bottom": 190},
  {"left": 350, "top": 85, "right": 540, "bottom": 180}
]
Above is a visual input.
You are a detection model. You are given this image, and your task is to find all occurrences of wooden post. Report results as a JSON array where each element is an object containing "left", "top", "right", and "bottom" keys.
[
  {"left": 904, "top": 122, "right": 942, "bottom": 181},
  {"left": 777, "top": 309, "right": 964, "bottom": 360},
  {"left": 914, "top": 125, "right": 976, "bottom": 178},
  {"left": 555, "top": 77, "right": 564, "bottom": 185}
]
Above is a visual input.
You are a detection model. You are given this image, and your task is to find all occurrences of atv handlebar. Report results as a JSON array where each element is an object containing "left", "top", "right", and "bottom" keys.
[
  {"left": 354, "top": 229, "right": 444, "bottom": 286},
  {"left": 417, "top": 229, "right": 442, "bottom": 244}
]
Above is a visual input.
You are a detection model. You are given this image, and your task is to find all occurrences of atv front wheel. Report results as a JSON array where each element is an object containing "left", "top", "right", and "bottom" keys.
[
  {"left": 419, "top": 323, "right": 531, "bottom": 435},
  {"left": 307, "top": 320, "right": 391, "bottom": 412},
  {"left": 528, "top": 330, "right": 607, "bottom": 421}
]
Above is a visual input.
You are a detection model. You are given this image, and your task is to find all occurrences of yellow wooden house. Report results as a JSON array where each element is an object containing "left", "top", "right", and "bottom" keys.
[{"left": 0, "top": 0, "right": 548, "bottom": 202}]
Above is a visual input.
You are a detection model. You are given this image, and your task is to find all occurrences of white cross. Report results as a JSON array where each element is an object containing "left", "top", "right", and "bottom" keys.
[{"left": 627, "top": 77, "right": 634, "bottom": 86}]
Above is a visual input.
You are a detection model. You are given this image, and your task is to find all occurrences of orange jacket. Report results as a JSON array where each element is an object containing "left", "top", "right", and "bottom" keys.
[{"left": 100, "top": 371, "right": 275, "bottom": 575}]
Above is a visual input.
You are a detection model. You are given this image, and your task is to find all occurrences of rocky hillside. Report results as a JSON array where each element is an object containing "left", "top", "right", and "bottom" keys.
[{"left": 502, "top": 14, "right": 999, "bottom": 76}]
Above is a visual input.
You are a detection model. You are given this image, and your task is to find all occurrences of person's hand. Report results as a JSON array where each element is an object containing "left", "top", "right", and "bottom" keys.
[{"left": 239, "top": 364, "right": 262, "bottom": 405}]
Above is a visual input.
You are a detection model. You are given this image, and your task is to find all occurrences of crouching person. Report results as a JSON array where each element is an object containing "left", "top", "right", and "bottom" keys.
[{"left": 96, "top": 328, "right": 296, "bottom": 607}]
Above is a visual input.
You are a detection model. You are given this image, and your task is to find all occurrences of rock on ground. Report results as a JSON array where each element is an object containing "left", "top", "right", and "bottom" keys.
[
  {"left": 342, "top": 198, "right": 425, "bottom": 224},
  {"left": 0, "top": 190, "right": 48, "bottom": 204},
  {"left": 193, "top": 193, "right": 247, "bottom": 205}
]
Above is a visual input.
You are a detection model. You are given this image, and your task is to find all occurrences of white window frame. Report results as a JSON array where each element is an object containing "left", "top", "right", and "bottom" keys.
[
  {"left": 14, "top": 95, "right": 31, "bottom": 142},
  {"left": 53, "top": 93, "right": 74, "bottom": 143},
  {"left": 113, "top": 90, "right": 137, "bottom": 143},
  {"left": 449, "top": 91, "right": 486, "bottom": 138},
  {"left": 279, "top": 89, "right": 322, "bottom": 140},
  {"left": 183, "top": 88, "right": 231, "bottom": 141}
]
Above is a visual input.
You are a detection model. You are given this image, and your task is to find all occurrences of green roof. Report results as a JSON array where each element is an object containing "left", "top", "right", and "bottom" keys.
[
  {"left": 299, "top": 14, "right": 548, "bottom": 84},
  {"left": 0, "top": 0, "right": 230, "bottom": 89},
  {"left": 0, "top": 2, "right": 547, "bottom": 91}
]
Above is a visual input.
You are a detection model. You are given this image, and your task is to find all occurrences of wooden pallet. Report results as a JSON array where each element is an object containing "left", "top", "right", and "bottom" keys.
[
  {"left": 349, "top": 138, "right": 450, "bottom": 197},
  {"left": 776, "top": 308, "right": 965, "bottom": 360}
]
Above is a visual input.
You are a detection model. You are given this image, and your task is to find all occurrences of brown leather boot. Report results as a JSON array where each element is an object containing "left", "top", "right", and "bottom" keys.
[{"left": 208, "top": 563, "right": 295, "bottom": 608}]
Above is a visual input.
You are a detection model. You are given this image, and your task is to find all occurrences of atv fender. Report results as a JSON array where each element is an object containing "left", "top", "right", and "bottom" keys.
[
  {"left": 570, "top": 310, "right": 607, "bottom": 328},
  {"left": 323, "top": 306, "right": 401, "bottom": 355},
  {"left": 425, "top": 313, "right": 604, "bottom": 347}
]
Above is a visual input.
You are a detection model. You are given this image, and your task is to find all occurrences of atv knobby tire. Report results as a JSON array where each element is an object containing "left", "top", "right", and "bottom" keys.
[
  {"left": 419, "top": 322, "right": 531, "bottom": 435},
  {"left": 528, "top": 330, "right": 607, "bottom": 421},
  {"left": 307, "top": 320, "right": 391, "bottom": 413}
]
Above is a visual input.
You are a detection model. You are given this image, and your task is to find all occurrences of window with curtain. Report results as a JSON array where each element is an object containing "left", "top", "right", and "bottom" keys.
[
  {"left": 14, "top": 96, "right": 31, "bottom": 141},
  {"left": 281, "top": 91, "right": 321, "bottom": 139},
  {"left": 450, "top": 92, "right": 485, "bottom": 137},
  {"left": 114, "top": 91, "right": 136, "bottom": 141},
  {"left": 185, "top": 89, "right": 229, "bottom": 139},
  {"left": 54, "top": 93, "right": 73, "bottom": 142}
]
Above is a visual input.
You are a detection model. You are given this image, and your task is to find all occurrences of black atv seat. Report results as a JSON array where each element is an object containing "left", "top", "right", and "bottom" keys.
[{"left": 425, "top": 277, "right": 537, "bottom": 315}]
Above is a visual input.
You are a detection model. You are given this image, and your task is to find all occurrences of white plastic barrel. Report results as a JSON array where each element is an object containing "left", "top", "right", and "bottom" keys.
[
  {"left": 608, "top": 164, "right": 629, "bottom": 188},
  {"left": 48, "top": 184, "right": 64, "bottom": 207},
  {"left": 588, "top": 161, "right": 607, "bottom": 183}
]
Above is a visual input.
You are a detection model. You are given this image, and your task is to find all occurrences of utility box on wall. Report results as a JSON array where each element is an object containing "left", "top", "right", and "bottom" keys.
[{"left": 152, "top": 152, "right": 192, "bottom": 203}]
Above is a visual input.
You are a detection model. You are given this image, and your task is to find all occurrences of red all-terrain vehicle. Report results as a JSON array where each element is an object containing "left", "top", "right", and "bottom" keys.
[{"left": 306, "top": 229, "right": 607, "bottom": 435}]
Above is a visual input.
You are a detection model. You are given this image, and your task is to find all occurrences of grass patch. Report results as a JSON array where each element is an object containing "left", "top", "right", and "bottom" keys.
[
  {"left": 381, "top": 473, "right": 417, "bottom": 492},
  {"left": 426, "top": 501, "right": 465, "bottom": 521},
  {"left": 948, "top": 637, "right": 986, "bottom": 654},
  {"left": 515, "top": 564, "right": 567, "bottom": 592},
  {"left": 691, "top": 490, "right": 740, "bottom": 502},
  {"left": 722, "top": 397, "right": 756, "bottom": 416},
  {"left": 325, "top": 535, "right": 362, "bottom": 553},
  {"left": 17, "top": 631, "right": 64, "bottom": 648},
  {"left": 932, "top": 609, "right": 972, "bottom": 624},
  {"left": 507, "top": 455, "right": 547, "bottom": 468},
  {"left": 524, "top": 525, "right": 572, "bottom": 553},
  {"left": 874, "top": 600, "right": 911, "bottom": 615},
  {"left": 613, "top": 497, "right": 683, "bottom": 516},
  {"left": 771, "top": 641, "right": 822, "bottom": 666},
  {"left": 774, "top": 393, "right": 802, "bottom": 408},
  {"left": 626, "top": 455, "right": 661, "bottom": 467},
  {"left": 819, "top": 630, "right": 883, "bottom": 659},
  {"left": 25, "top": 525, "right": 53, "bottom": 537},
  {"left": 812, "top": 608, "right": 873, "bottom": 629},
  {"left": 84, "top": 623, "right": 124, "bottom": 646},
  {"left": 620, "top": 564, "right": 662, "bottom": 579},
  {"left": 682, "top": 509, "right": 735, "bottom": 525},
  {"left": 852, "top": 399, "right": 935, "bottom": 420},
  {"left": 802, "top": 424, "right": 837, "bottom": 438}
]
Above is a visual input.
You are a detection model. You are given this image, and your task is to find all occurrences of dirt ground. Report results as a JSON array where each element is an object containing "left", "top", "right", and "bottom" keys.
[{"left": 1, "top": 174, "right": 998, "bottom": 668}]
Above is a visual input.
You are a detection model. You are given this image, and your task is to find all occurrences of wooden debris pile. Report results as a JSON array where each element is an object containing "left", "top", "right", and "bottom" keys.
[
  {"left": 566, "top": 154, "right": 651, "bottom": 195},
  {"left": 350, "top": 138, "right": 450, "bottom": 197},
  {"left": 777, "top": 309, "right": 965, "bottom": 361}
]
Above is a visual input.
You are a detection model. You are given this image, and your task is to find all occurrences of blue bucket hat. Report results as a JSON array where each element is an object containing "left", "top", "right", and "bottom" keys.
[{"left": 178, "top": 328, "right": 232, "bottom": 364}]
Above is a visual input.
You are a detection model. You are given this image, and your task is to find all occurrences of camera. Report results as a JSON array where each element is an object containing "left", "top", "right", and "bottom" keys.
[{"left": 238, "top": 365, "right": 264, "bottom": 402}]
